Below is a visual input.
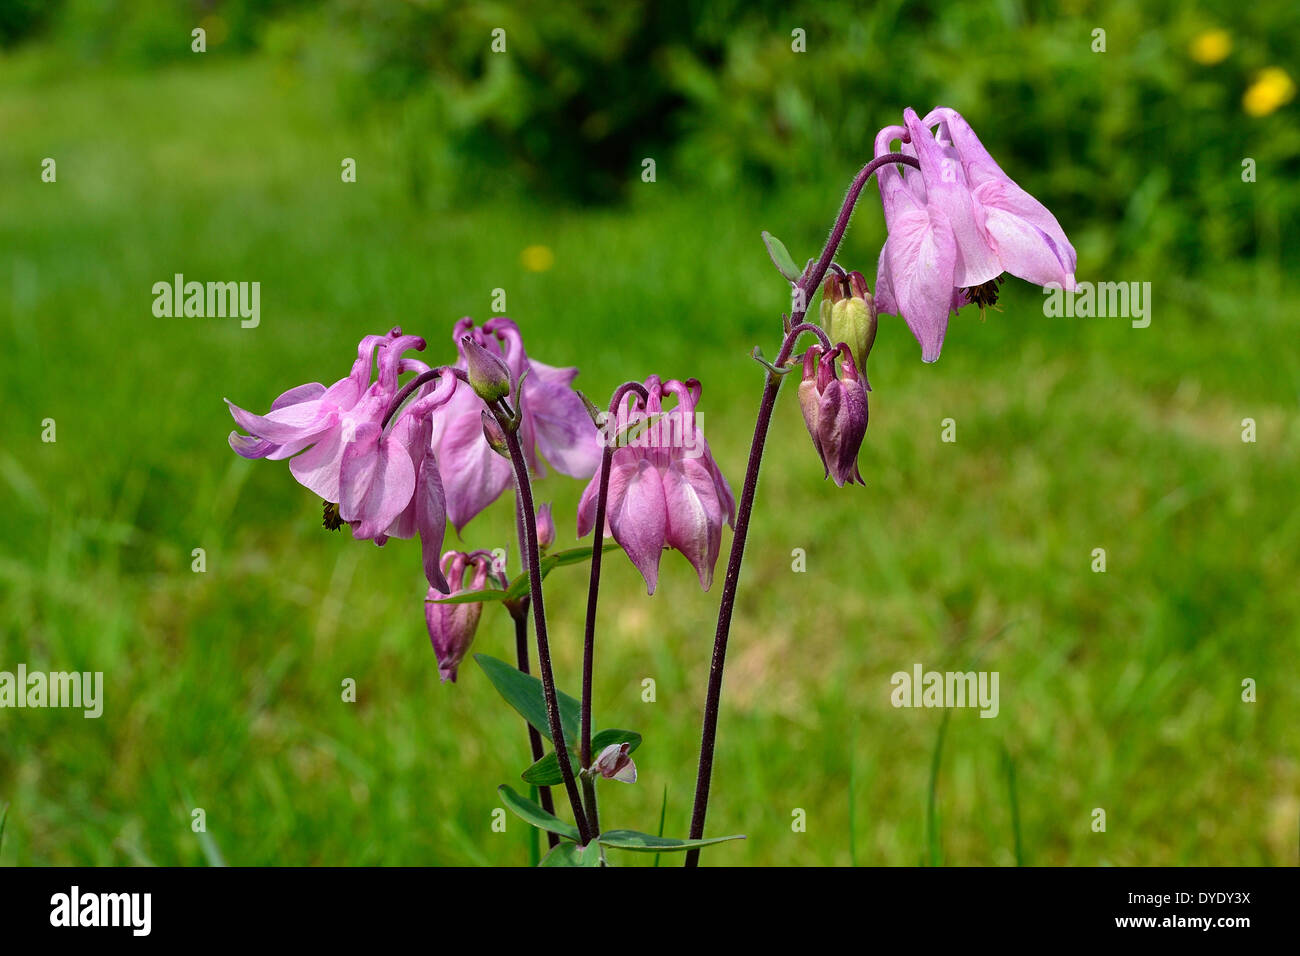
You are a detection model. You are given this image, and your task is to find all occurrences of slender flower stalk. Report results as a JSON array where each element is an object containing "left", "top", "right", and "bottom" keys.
[
  {"left": 496, "top": 405, "right": 593, "bottom": 845},
  {"left": 511, "top": 605, "right": 558, "bottom": 850},
  {"left": 684, "top": 153, "right": 919, "bottom": 866},
  {"left": 510, "top": 488, "right": 557, "bottom": 848},
  {"left": 578, "top": 381, "right": 651, "bottom": 839}
]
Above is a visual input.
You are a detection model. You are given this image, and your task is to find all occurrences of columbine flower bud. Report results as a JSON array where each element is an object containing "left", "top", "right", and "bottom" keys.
[
  {"left": 590, "top": 742, "right": 637, "bottom": 783},
  {"left": 818, "top": 274, "right": 843, "bottom": 327},
  {"left": 535, "top": 502, "right": 556, "bottom": 552},
  {"left": 798, "top": 343, "right": 868, "bottom": 487},
  {"left": 480, "top": 409, "right": 510, "bottom": 458},
  {"left": 461, "top": 335, "right": 512, "bottom": 403},
  {"left": 426, "top": 551, "right": 493, "bottom": 682},
  {"left": 830, "top": 271, "right": 877, "bottom": 374}
]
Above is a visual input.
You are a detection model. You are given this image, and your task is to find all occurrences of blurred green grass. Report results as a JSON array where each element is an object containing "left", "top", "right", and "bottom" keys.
[{"left": 1, "top": 47, "right": 1298, "bottom": 867}]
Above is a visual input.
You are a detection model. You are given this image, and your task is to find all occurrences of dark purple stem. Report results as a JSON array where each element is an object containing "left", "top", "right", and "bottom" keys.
[
  {"left": 513, "top": 609, "right": 558, "bottom": 850},
  {"left": 498, "top": 411, "right": 593, "bottom": 845},
  {"left": 683, "top": 152, "right": 916, "bottom": 866},
  {"left": 512, "top": 489, "right": 556, "bottom": 849},
  {"left": 578, "top": 381, "right": 650, "bottom": 835},
  {"left": 381, "top": 366, "right": 468, "bottom": 429}
]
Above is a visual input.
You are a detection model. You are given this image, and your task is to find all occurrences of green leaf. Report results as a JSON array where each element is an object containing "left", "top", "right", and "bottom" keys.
[
  {"left": 539, "top": 841, "right": 602, "bottom": 867},
  {"left": 521, "top": 752, "right": 564, "bottom": 786},
  {"left": 476, "top": 654, "right": 580, "bottom": 745},
  {"left": 498, "top": 785, "right": 581, "bottom": 842},
  {"left": 596, "top": 830, "right": 745, "bottom": 853},
  {"left": 591, "top": 728, "right": 642, "bottom": 752},
  {"left": 550, "top": 541, "right": 621, "bottom": 567},
  {"left": 521, "top": 729, "right": 643, "bottom": 786},
  {"left": 610, "top": 412, "right": 665, "bottom": 448},
  {"left": 761, "top": 231, "right": 801, "bottom": 283},
  {"left": 502, "top": 542, "right": 622, "bottom": 600},
  {"left": 427, "top": 588, "right": 509, "bottom": 605}
]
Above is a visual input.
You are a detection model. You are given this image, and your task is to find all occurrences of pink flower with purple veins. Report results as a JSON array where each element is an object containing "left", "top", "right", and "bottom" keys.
[
  {"left": 872, "top": 107, "right": 1078, "bottom": 362},
  {"left": 226, "top": 327, "right": 459, "bottom": 590}
]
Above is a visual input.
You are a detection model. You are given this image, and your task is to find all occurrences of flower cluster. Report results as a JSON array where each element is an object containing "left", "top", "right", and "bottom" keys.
[{"left": 222, "top": 106, "right": 1077, "bottom": 862}]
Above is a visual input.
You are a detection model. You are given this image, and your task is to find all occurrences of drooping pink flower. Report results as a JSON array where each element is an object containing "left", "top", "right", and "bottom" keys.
[
  {"left": 798, "top": 343, "right": 868, "bottom": 487},
  {"left": 226, "top": 329, "right": 459, "bottom": 591},
  {"left": 425, "top": 550, "right": 504, "bottom": 683},
  {"left": 432, "top": 317, "right": 602, "bottom": 531},
  {"left": 872, "top": 107, "right": 1077, "bottom": 362},
  {"left": 577, "top": 376, "right": 734, "bottom": 594},
  {"left": 227, "top": 327, "right": 425, "bottom": 504}
]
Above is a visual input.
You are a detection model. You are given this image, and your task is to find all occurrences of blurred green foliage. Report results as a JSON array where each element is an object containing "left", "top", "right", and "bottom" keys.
[{"left": 9, "top": 0, "right": 1297, "bottom": 272}]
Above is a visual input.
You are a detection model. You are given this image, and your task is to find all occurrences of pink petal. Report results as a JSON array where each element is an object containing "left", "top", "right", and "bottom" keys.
[
  {"left": 663, "top": 458, "right": 724, "bottom": 590},
  {"left": 884, "top": 202, "right": 959, "bottom": 363},
  {"left": 339, "top": 422, "right": 416, "bottom": 541},
  {"left": 433, "top": 399, "right": 513, "bottom": 531},
  {"left": 289, "top": 426, "right": 345, "bottom": 501},
  {"left": 607, "top": 458, "right": 667, "bottom": 595},
  {"left": 903, "top": 108, "right": 1001, "bottom": 289}
]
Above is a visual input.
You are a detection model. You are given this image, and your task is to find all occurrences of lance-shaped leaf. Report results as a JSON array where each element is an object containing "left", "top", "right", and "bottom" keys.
[
  {"left": 498, "top": 785, "right": 581, "bottom": 842},
  {"left": 539, "top": 841, "right": 603, "bottom": 867},
  {"left": 476, "top": 654, "right": 581, "bottom": 745},
  {"left": 762, "top": 230, "right": 802, "bottom": 283},
  {"left": 501, "top": 542, "right": 623, "bottom": 601},
  {"left": 596, "top": 830, "right": 746, "bottom": 853},
  {"left": 522, "top": 729, "right": 643, "bottom": 786}
]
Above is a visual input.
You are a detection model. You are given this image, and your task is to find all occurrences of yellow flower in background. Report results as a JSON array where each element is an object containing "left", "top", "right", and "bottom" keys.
[
  {"left": 1243, "top": 68, "right": 1296, "bottom": 117},
  {"left": 520, "top": 245, "right": 555, "bottom": 272},
  {"left": 1189, "top": 29, "right": 1231, "bottom": 65}
]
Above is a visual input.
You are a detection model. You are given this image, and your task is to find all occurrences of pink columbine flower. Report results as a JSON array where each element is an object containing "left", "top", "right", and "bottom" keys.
[
  {"left": 872, "top": 107, "right": 1077, "bottom": 362},
  {"left": 425, "top": 550, "right": 503, "bottom": 683},
  {"left": 577, "top": 376, "right": 735, "bottom": 594},
  {"left": 590, "top": 742, "right": 637, "bottom": 783},
  {"left": 431, "top": 317, "right": 601, "bottom": 531},
  {"left": 226, "top": 328, "right": 458, "bottom": 591},
  {"left": 798, "top": 343, "right": 869, "bottom": 487}
]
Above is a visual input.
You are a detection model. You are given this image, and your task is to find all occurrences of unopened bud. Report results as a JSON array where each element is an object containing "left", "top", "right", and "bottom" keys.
[
  {"left": 798, "top": 344, "right": 867, "bottom": 487},
  {"left": 461, "top": 335, "right": 512, "bottom": 403},
  {"left": 481, "top": 409, "right": 510, "bottom": 458},
  {"left": 831, "top": 271, "right": 877, "bottom": 373}
]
